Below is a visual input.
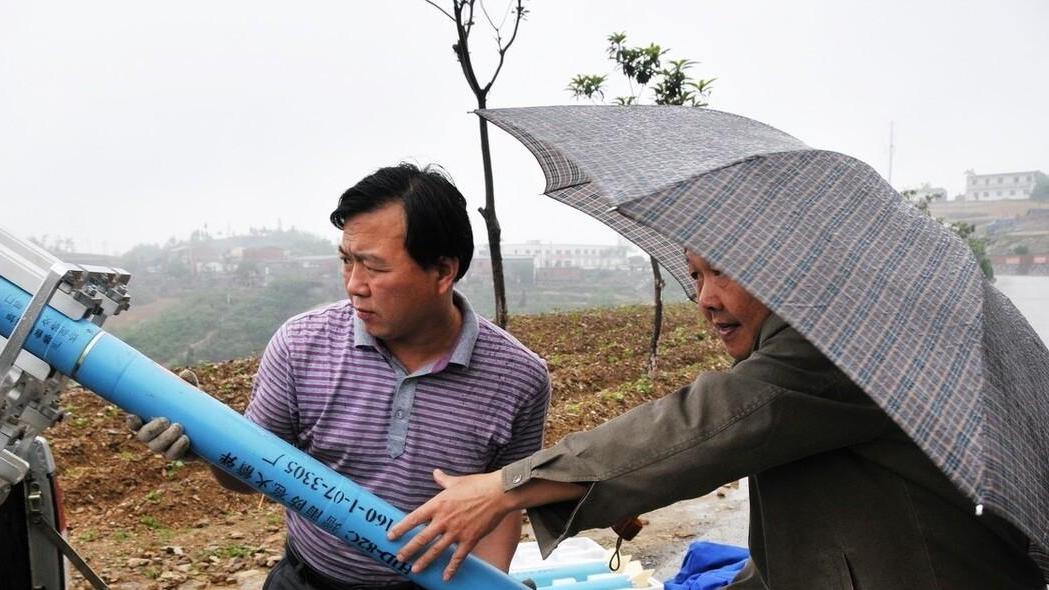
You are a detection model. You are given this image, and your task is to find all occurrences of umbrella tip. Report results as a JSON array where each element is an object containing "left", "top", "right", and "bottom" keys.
[{"left": 975, "top": 504, "right": 984, "bottom": 516}]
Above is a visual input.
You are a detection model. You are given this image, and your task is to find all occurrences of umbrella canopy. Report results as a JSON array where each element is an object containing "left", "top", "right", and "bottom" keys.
[{"left": 478, "top": 105, "right": 1049, "bottom": 574}]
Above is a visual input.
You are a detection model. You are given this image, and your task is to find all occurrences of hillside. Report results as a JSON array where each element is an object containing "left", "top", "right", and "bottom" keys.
[
  {"left": 928, "top": 198, "right": 1049, "bottom": 226},
  {"left": 929, "top": 198, "right": 1049, "bottom": 257},
  {"left": 51, "top": 302, "right": 730, "bottom": 588},
  {"left": 89, "top": 226, "right": 686, "bottom": 368}
]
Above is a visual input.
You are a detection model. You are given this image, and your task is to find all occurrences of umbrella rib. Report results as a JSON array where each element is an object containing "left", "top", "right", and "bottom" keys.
[{"left": 550, "top": 179, "right": 592, "bottom": 193}]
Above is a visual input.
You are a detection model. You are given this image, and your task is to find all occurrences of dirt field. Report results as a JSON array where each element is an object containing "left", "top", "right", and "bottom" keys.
[{"left": 51, "top": 302, "right": 740, "bottom": 588}]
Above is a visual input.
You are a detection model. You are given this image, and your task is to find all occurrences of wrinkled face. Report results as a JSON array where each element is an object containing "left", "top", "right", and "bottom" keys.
[
  {"left": 339, "top": 202, "right": 453, "bottom": 346},
  {"left": 686, "top": 251, "right": 771, "bottom": 361}
]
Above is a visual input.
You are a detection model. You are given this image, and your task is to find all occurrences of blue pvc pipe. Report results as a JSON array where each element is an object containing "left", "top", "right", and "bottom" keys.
[
  {"left": 537, "top": 574, "right": 634, "bottom": 590},
  {"left": 0, "top": 276, "right": 526, "bottom": 590},
  {"left": 511, "top": 561, "right": 612, "bottom": 586}
]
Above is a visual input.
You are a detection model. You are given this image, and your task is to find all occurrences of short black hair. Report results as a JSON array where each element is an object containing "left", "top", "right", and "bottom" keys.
[{"left": 330, "top": 163, "right": 473, "bottom": 281}]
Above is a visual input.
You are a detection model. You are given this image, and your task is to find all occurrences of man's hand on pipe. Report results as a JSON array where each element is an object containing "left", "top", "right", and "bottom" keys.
[
  {"left": 126, "top": 369, "right": 197, "bottom": 461},
  {"left": 389, "top": 469, "right": 512, "bottom": 581}
]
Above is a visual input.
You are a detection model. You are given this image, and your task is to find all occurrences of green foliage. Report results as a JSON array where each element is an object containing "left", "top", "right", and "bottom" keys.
[
  {"left": 117, "top": 227, "right": 335, "bottom": 273},
  {"left": 599, "top": 374, "right": 653, "bottom": 403},
  {"left": 120, "top": 243, "right": 165, "bottom": 273},
  {"left": 904, "top": 190, "right": 994, "bottom": 280},
  {"left": 113, "top": 278, "right": 340, "bottom": 367},
  {"left": 78, "top": 529, "right": 98, "bottom": 542},
  {"left": 140, "top": 515, "right": 163, "bottom": 530},
  {"left": 220, "top": 544, "right": 253, "bottom": 558},
  {"left": 567, "top": 74, "right": 608, "bottom": 101},
  {"left": 568, "top": 31, "right": 714, "bottom": 107},
  {"left": 607, "top": 32, "right": 665, "bottom": 86},
  {"left": 971, "top": 236, "right": 995, "bottom": 280},
  {"left": 164, "top": 460, "right": 186, "bottom": 480},
  {"left": 632, "top": 374, "right": 654, "bottom": 395},
  {"left": 1033, "top": 175, "right": 1049, "bottom": 200},
  {"left": 653, "top": 59, "right": 714, "bottom": 107}
]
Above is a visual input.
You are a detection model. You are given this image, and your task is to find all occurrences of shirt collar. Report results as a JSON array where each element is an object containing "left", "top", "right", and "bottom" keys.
[
  {"left": 443, "top": 291, "right": 479, "bottom": 369},
  {"left": 353, "top": 311, "right": 378, "bottom": 349},
  {"left": 352, "top": 290, "right": 480, "bottom": 371}
]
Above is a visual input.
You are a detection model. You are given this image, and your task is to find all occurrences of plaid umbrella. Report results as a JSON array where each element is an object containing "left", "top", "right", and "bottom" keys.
[{"left": 477, "top": 105, "right": 1049, "bottom": 575}]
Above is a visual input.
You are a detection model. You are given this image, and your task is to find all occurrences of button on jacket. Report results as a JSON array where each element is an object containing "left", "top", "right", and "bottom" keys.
[{"left": 503, "top": 315, "right": 1044, "bottom": 589}]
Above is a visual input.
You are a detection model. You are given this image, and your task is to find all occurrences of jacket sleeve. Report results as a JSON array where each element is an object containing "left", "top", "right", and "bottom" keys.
[{"left": 503, "top": 319, "right": 891, "bottom": 555}]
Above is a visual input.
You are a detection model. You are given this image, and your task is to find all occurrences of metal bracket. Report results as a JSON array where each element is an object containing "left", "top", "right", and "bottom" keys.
[
  {"left": 0, "top": 448, "right": 30, "bottom": 496},
  {"left": 0, "top": 262, "right": 80, "bottom": 383},
  {"left": 1, "top": 228, "right": 134, "bottom": 513},
  {"left": 28, "top": 484, "right": 110, "bottom": 590}
]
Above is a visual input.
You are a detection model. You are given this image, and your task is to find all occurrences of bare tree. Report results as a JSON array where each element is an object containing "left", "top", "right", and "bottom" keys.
[{"left": 425, "top": 0, "right": 528, "bottom": 328}]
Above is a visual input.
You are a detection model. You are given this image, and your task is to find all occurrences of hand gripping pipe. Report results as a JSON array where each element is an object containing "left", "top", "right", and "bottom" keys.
[{"left": 0, "top": 276, "right": 528, "bottom": 590}]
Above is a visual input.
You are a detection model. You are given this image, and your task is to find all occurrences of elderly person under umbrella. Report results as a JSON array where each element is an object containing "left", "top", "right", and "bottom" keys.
[
  {"left": 387, "top": 105, "right": 1049, "bottom": 589},
  {"left": 390, "top": 248, "right": 1045, "bottom": 588}
]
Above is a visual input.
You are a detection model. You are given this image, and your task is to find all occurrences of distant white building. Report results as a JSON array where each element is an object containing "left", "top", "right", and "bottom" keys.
[
  {"left": 963, "top": 170, "right": 1046, "bottom": 201},
  {"left": 478, "top": 240, "right": 634, "bottom": 270}
]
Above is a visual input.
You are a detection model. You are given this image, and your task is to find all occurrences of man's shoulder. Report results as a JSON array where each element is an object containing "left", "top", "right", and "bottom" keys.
[
  {"left": 279, "top": 300, "right": 356, "bottom": 341},
  {"left": 472, "top": 316, "right": 548, "bottom": 378}
]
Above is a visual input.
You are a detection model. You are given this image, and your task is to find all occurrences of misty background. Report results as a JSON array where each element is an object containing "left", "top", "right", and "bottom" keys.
[{"left": 3, "top": 1, "right": 1047, "bottom": 365}]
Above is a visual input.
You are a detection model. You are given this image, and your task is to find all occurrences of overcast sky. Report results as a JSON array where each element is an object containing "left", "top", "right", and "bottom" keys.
[{"left": 3, "top": 1, "right": 1047, "bottom": 255}]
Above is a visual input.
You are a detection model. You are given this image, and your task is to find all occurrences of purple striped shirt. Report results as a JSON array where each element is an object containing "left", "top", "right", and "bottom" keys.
[{"left": 245, "top": 293, "right": 550, "bottom": 583}]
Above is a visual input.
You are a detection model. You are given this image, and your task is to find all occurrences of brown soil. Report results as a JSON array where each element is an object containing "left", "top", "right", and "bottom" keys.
[{"left": 51, "top": 302, "right": 732, "bottom": 588}]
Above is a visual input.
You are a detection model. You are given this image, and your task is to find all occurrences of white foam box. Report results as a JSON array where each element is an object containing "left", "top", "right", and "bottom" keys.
[{"left": 511, "top": 537, "right": 663, "bottom": 588}]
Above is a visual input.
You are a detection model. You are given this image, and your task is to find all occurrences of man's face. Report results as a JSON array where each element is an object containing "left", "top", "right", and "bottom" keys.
[
  {"left": 686, "top": 251, "right": 771, "bottom": 361},
  {"left": 339, "top": 201, "right": 454, "bottom": 346}
]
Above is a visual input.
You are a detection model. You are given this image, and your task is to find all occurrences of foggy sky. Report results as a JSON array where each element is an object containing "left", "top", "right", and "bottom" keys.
[{"left": 2, "top": 0, "right": 1047, "bottom": 254}]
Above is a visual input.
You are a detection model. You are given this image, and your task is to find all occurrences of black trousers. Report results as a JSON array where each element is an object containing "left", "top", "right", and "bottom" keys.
[{"left": 263, "top": 543, "right": 423, "bottom": 590}]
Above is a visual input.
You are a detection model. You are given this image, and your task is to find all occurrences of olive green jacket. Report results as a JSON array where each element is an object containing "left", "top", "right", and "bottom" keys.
[{"left": 502, "top": 315, "right": 1044, "bottom": 589}]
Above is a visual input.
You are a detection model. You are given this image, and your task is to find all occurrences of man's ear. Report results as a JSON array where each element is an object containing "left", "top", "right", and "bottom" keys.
[{"left": 434, "top": 256, "right": 460, "bottom": 293}]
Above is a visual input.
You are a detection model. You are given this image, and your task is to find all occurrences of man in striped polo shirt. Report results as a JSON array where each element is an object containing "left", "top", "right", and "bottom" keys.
[{"left": 134, "top": 163, "right": 550, "bottom": 589}]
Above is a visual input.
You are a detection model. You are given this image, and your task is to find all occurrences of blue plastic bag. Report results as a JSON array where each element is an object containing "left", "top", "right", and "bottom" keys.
[{"left": 665, "top": 541, "right": 750, "bottom": 590}]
